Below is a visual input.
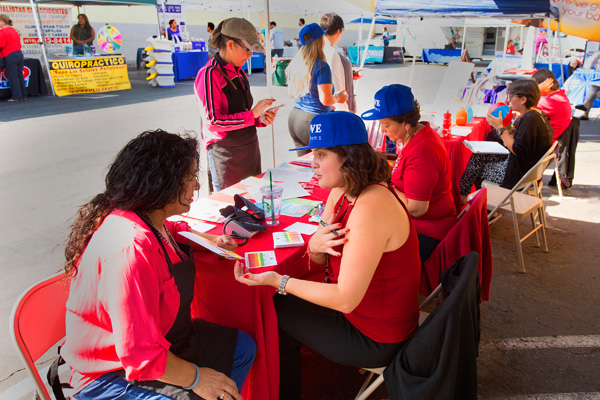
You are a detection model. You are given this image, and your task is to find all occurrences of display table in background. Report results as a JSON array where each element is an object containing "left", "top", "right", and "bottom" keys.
[
  {"left": 241, "top": 52, "right": 265, "bottom": 72},
  {"left": 421, "top": 48, "right": 461, "bottom": 64},
  {"left": 383, "top": 46, "right": 404, "bottom": 63},
  {"left": 443, "top": 117, "right": 492, "bottom": 213},
  {"left": 347, "top": 45, "right": 384, "bottom": 65},
  {"left": 172, "top": 51, "right": 209, "bottom": 82},
  {"left": 0, "top": 58, "right": 47, "bottom": 98},
  {"left": 563, "top": 68, "right": 600, "bottom": 108},
  {"left": 487, "top": 55, "right": 571, "bottom": 85}
]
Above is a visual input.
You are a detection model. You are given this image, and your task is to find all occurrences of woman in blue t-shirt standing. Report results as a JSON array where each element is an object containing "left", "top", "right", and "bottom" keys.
[{"left": 287, "top": 23, "right": 348, "bottom": 155}]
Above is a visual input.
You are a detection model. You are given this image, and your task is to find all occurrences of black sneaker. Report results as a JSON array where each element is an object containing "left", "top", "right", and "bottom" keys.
[
  {"left": 575, "top": 104, "right": 587, "bottom": 112},
  {"left": 579, "top": 115, "right": 589, "bottom": 121}
]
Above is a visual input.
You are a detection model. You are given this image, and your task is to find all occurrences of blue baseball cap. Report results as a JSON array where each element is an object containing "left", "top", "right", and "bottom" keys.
[
  {"left": 361, "top": 84, "right": 415, "bottom": 120},
  {"left": 289, "top": 112, "right": 368, "bottom": 152},
  {"left": 299, "top": 23, "right": 325, "bottom": 45}
]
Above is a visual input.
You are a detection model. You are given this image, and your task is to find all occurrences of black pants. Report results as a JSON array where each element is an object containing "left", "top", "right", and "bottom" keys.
[
  {"left": 274, "top": 294, "right": 407, "bottom": 400},
  {"left": 418, "top": 233, "right": 440, "bottom": 264},
  {"left": 271, "top": 48, "right": 283, "bottom": 57},
  {"left": 5, "top": 51, "right": 26, "bottom": 100}
]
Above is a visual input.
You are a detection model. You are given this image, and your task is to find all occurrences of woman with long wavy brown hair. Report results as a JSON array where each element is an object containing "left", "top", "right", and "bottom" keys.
[{"left": 62, "top": 130, "right": 254, "bottom": 400}]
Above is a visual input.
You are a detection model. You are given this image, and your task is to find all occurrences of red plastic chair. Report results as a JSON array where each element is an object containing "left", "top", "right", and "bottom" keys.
[{"left": 9, "top": 272, "right": 70, "bottom": 400}]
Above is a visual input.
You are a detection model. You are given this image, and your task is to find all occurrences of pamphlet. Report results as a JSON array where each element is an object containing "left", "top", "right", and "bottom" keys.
[
  {"left": 273, "top": 231, "right": 305, "bottom": 248},
  {"left": 178, "top": 231, "right": 243, "bottom": 260},
  {"left": 245, "top": 251, "right": 278, "bottom": 269}
]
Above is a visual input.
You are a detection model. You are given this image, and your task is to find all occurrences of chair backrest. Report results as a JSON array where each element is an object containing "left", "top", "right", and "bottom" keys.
[
  {"left": 9, "top": 272, "right": 70, "bottom": 400},
  {"left": 488, "top": 142, "right": 557, "bottom": 217},
  {"left": 384, "top": 252, "right": 481, "bottom": 399}
]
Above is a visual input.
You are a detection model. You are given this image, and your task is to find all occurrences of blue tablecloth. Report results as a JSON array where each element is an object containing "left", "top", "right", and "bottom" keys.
[
  {"left": 172, "top": 51, "right": 209, "bottom": 82},
  {"left": 347, "top": 46, "right": 384, "bottom": 65},
  {"left": 421, "top": 49, "right": 461, "bottom": 64},
  {"left": 241, "top": 52, "right": 265, "bottom": 72},
  {"left": 563, "top": 69, "right": 600, "bottom": 108}
]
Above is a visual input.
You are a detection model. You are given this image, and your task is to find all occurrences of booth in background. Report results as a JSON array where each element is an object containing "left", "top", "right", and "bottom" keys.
[
  {"left": 0, "top": 58, "right": 47, "bottom": 98},
  {"left": 347, "top": 45, "right": 384, "bottom": 65},
  {"left": 172, "top": 51, "right": 208, "bottom": 81},
  {"left": 421, "top": 48, "right": 461, "bottom": 64},
  {"left": 383, "top": 46, "right": 404, "bottom": 63},
  {"left": 564, "top": 69, "right": 600, "bottom": 108},
  {"left": 241, "top": 52, "right": 266, "bottom": 72}
]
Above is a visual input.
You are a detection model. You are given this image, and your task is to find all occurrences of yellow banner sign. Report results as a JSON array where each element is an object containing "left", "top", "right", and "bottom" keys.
[
  {"left": 550, "top": 0, "right": 600, "bottom": 41},
  {"left": 49, "top": 56, "right": 131, "bottom": 96}
]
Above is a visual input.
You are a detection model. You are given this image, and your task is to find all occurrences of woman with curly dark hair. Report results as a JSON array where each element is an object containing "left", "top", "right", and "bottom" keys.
[
  {"left": 234, "top": 112, "right": 420, "bottom": 400},
  {"left": 69, "top": 14, "right": 95, "bottom": 56},
  {"left": 362, "top": 84, "right": 456, "bottom": 263},
  {"left": 62, "top": 130, "right": 254, "bottom": 400}
]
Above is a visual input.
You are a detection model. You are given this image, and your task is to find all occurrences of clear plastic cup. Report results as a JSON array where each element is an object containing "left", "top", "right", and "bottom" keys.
[{"left": 260, "top": 185, "right": 283, "bottom": 226}]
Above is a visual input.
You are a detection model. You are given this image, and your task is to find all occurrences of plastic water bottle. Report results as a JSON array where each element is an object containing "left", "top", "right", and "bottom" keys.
[{"left": 91, "top": 45, "right": 96, "bottom": 56}]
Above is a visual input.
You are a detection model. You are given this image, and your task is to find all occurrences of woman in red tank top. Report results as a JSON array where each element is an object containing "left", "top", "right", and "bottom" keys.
[{"left": 234, "top": 112, "right": 421, "bottom": 399}]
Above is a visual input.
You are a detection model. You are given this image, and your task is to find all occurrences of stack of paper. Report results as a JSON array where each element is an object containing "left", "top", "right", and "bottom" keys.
[{"left": 273, "top": 231, "right": 305, "bottom": 248}]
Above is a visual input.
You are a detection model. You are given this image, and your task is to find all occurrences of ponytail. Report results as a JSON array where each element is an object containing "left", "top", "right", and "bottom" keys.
[{"left": 64, "top": 193, "right": 113, "bottom": 278}]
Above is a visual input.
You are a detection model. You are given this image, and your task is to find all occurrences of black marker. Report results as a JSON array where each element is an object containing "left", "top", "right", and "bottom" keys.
[{"left": 319, "top": 220, "right": 339, "bottom": 237}]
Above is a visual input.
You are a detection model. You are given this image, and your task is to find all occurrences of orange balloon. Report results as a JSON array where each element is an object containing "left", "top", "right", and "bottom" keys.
[{"left": 456, "top": 107, "right": 468, "bottom": 126}]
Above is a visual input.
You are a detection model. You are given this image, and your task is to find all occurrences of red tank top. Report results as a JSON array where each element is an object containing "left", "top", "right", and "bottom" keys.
[{"left": 328, "top": 183, "right": 420, "bottom": 343}]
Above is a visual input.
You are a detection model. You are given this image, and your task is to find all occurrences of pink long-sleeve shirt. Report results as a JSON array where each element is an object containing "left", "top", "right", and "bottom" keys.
[
  {"left": 62, "top": 210, "right": 190, "bottom": 393},
  {"left": 193, "top": 56, "right": 264, "bottom": 149}
]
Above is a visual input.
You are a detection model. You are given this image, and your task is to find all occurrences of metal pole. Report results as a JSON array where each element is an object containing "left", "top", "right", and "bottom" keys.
[
  {"left": 246, "top": 8, "right": 252, "bottom": 75},
  {"left": 502, "top": 21, "right": 509, "bottom": 72},
  {"left": 547, "top": 18, "right": 552, "bottom": 74},
  {"left": 263, "top": 0, "right": 275, "bottom": 167},
  {"left": 30, "top": 0, "right": 55, "bottom": 96},
  {"left": 160, "top": 0, "right": 167, "bottom": 38},
  {"left": 557, "top": 21, "right": 564, "bottom": 86},
  {"left": 355, "top": 16, "right": 376, "bottom": 95}
]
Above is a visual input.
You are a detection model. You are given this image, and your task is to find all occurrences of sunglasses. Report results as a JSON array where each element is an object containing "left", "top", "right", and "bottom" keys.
[{"left": 234, "top": 40, "right": 252, "bottom": 54}]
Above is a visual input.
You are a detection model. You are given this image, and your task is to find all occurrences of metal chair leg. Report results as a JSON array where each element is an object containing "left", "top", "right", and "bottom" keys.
[{"left": 510, "top": 197, "right": 526, "bottom": 273}]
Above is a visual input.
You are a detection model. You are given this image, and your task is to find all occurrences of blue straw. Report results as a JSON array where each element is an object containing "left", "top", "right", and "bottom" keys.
[{"left": 269, "top": 171, "right": 275, "bottom": 224}]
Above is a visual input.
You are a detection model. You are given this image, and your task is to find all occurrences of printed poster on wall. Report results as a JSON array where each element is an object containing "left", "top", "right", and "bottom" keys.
[
  {"left": 49, "top": 56, "right": 131, "bottom": 97},
  {"left": 1, "top": 3, "right": 72, "bottom": 57}
]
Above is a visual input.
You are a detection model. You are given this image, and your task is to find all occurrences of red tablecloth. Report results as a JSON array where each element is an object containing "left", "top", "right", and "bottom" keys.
[
  {"left": 189, "top": 186, "right": 329, "bottom": 400},
  {"left": 444, "top": 117, "right": 491, "bottom": 213}
]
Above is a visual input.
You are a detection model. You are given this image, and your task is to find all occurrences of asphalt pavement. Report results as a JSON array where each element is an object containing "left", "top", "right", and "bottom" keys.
[{"left": 0, "top": 62, "right": 599, "bottom": 400}]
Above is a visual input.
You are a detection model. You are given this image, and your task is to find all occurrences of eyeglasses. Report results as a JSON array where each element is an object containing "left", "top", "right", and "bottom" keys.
[
  {"left": 508, "top": 94, "right": 521, "bottom": 100},
  {"left": 234, "top": 40, "right": 252, "bottom": 54}
]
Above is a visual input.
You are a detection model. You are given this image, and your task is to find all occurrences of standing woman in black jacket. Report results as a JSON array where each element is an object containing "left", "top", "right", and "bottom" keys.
[
  {"left": 0, "top": 14, "right": 26, "bottom": 102},
  {"left": 460, "top": 78, "right": 552, "bottom": 200}
]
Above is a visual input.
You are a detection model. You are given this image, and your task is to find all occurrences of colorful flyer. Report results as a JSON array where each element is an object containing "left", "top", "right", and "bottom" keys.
[
  {"left": 273, "top": 231, "right": 305, "bottom": 248},
  {"left": 245, "top": 251, "right": 278, "bottom": 269}
]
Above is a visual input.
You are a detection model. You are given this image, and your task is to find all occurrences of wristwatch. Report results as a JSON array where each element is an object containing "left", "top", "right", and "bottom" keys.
[{"left": 277, "top": 275, "right": 290, "bottom": 295}]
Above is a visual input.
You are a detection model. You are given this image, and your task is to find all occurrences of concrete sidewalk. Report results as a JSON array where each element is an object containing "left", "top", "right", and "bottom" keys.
[{"left": 0, "top": 63, "right": 599, "bottom": 399}]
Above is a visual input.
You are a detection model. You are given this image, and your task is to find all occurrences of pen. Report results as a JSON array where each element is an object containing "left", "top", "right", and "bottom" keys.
[{"left": 319, "top": 219, "right": 339, "bottom": 237}]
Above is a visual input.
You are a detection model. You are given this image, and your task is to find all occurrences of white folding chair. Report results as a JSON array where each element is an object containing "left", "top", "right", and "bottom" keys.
[
  {"left": 354, "top": 285, "right": 445, "bottom": 400},
  {"left": 485, "top": 142, "right": 558, "bottom": 273}
]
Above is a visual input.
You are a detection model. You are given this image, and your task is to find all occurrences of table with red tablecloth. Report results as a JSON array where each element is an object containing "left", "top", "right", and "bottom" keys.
[
  {"left": 443, "top": 117, "right": 492, "bottom": 213},
  {"left": 188, "top": 185, "right": 329, "bottom": 400}
]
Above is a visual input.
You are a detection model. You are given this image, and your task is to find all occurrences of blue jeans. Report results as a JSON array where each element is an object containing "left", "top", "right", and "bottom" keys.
[
  {"left": 75, "top": 331, "right": 256, "bottom": 399},
  {"left": 207, "top": 149, "right": 220, "bottom": 192}
]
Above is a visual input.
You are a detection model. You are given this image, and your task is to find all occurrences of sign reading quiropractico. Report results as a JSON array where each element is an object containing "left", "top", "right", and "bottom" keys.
[
  {"left": 49, "top": 56, "right": 131, "bottom": 97},
  {"left": 1, "top": 3, "right": 71, "bottom": 56}
]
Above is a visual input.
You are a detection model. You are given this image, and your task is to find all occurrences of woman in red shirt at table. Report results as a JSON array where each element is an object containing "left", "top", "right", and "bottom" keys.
[
  {"left": 62, "top": 130, "right": 254, "bottom": 400},
  {"left": 0, "top": 14, "right": 27, "bottom": 102},
  {"left": 532, "top": 68, "right": 572, "bottom": 142},
  {"left": 234, "top": 112, "right": 421, "bottom": 400},
  {"left": 362, "top": 84, "right": 456, "bottom": 263}
]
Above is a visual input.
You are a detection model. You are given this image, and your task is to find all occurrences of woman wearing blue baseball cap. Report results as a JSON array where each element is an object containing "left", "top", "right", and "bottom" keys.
[
  {"left": 362, "top": 84, "right": 456, "bottom": 262},
  {"left": 287, "top": 22, "right": 348, "bottom": 156},
  {"left": 234, "top": 112, "right": 421, "bottom": 399}
]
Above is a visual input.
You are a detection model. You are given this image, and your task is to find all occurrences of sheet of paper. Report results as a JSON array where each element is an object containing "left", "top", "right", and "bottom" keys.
[
  {"left": 179, "top": 231, "right": 243, "bottom": 260},
  {"left": 190, "top": 221, "right": 217, "bottom": 233},
  {"left": 284, "top": 222, "right": 318, "bottom": 235},
  {"left": 220, "top": 186, "right": 247, "bottom": 196},
  {"left": 245, "top": 251, "right": 278, "bottom": 269},
  {"left": 275, "top": 181, "right": 310, "bottom": 200},
  {"left": 185, "top": 197, "right": 229, "bottom": 223},
  {"left": 451, "top": 126, "right": 473, "bottom": 137},
  {"left": 263, "top": 168, "right": 315, "bottom": 183},
  {"left": 463, "top": 140, "right": 509, "bottom": 155}
]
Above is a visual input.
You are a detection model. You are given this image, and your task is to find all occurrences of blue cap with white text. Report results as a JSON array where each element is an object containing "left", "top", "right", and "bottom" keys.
[
  {"left": 290, "top": 112, "right": 368, "bottom": 152},
  {"left": 360, "top": 84, "right": 415, "bottom": 120}
]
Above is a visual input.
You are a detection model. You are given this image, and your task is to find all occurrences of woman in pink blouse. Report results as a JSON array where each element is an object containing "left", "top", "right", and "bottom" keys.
[{"left": 62, "top": 130, "right": 254, "bottom": 400}]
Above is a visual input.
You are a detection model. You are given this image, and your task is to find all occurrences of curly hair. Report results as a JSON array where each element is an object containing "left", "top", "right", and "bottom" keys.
[
  {"left": 64, "top": 130, "right": 199, "bottom": 278},
  {"left": 326, "top": 143, "right": 391, "bottom": 198},
  {"left": 387, "top": 99, "right": 421, "bottom": 128}
]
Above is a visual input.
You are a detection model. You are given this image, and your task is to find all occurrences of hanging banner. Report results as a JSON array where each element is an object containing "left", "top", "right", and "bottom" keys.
[
  {"left": 48, "top": 56, "right": 131, "bottom": 97},
  {"left": 0, "top": 3, "right": 72, "bottom": 56},
  {"left": 549, "top": 0, "right": 600, "bottom": 41}
]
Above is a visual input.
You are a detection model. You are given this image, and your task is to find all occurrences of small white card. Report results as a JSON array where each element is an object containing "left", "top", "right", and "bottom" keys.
[
  {"left": 284, "top": 222, "right": 318, "bottom": 235},
  {"left": 245, "top": 251, "right": 278, "bottom": 269}
]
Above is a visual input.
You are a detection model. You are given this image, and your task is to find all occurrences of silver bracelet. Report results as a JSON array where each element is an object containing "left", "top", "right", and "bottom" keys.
[{"left": 277, "top": 275, "right": 290, "bottom": 295}]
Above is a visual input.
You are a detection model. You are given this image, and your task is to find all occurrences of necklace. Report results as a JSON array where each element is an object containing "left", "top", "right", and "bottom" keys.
[{"left": 140, "top": 213, "right": 187, "bottom": 261}]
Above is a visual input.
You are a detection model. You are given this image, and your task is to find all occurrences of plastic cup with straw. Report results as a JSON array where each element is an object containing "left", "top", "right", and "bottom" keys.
[{"left": 269, "top": 171, "right": 275, "bottom": 224}]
